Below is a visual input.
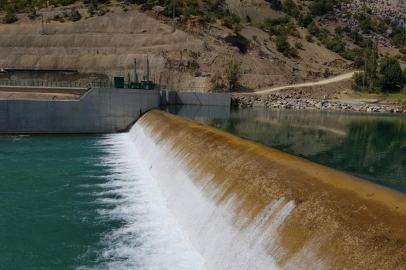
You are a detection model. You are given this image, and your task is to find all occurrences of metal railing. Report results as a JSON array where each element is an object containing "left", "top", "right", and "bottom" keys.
[
  {"left": 0, "top": 80, "right": 113, "bottom": 88},
  {"left": 0, "top": 80, "right": 211, "bottom": 92},
  {"left": 156, "top": 85, "right": 210, "bottom": 93}
]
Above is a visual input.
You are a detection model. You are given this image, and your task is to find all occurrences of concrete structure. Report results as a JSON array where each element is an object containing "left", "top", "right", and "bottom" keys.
[
  {"left": 134, "top": 110, "right": 406, "bottom": 270},
  {"left": 0, "top": 88, "right": 231, "bottom": 133},
  {"left": 0, "top": 88, "right": 159, "bottom": 133},
  {"left": 159, "top": 91, "right": 231, "bottom": 106}
]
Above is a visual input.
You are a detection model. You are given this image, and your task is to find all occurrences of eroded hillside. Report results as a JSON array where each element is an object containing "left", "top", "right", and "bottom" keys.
[{"left": 0, "top": 1, "right": 356, "bottom": 92}]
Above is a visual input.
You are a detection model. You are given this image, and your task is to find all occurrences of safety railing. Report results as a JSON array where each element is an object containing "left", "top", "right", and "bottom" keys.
[
  {"left": 0, "top": 80, "right": 211, "bottom": 92},
  {"left": 0, "top": 80, "right": 113, "bottom": 88}
]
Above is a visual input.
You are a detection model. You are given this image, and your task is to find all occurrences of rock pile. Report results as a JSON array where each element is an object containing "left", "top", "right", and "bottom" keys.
[{"left": 232, "top": 94, "right": 406, "bottom": 113}]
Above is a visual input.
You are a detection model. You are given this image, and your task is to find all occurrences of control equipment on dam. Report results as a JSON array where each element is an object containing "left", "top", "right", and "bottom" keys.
[{"left": 114, "top": 58, "right": 156, "bottom": 90}]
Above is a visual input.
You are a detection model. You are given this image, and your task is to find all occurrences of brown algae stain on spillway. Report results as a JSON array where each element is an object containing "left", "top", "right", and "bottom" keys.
[{"left": 137, "top": 110, "right": 406, "bottom": 269}]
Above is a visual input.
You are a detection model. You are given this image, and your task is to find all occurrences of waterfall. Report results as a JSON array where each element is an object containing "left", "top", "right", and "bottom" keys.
[{"left": 126, "top": 110, "right": 406, "bottom": 270}]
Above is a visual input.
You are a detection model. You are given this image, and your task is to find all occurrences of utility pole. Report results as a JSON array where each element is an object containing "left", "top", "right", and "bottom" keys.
[{"left": 41, "top": 14, "right": 45, "bottom": 35}]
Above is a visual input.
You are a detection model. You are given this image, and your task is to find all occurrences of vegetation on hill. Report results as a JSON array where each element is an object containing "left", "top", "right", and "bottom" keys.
[{"left": 352, "top": 42, "right": 406, "bottom": 93}]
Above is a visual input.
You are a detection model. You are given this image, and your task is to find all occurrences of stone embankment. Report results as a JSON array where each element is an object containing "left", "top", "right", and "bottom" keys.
[{"left": 232, "top": 94, "right": 406, "bottom": 114}]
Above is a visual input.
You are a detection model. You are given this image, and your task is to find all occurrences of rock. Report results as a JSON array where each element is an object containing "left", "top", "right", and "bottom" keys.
[{"left": 153, "top": 5, "right": 166, "bottom": 13}]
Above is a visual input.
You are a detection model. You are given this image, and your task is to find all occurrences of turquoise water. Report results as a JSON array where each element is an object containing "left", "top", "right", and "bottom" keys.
[
  {"left": 163, "top": 105, "right": 406, "bottom": 193},
  {"left": 0, "top": 134, "right": 203, "bottom": 270},
  {"left": 2, "top": 106, "right": 406, "bottom": 269}
]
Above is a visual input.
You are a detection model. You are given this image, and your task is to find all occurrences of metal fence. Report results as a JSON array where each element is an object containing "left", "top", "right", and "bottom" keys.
[
  {"left": 0, "top": 80, "right": 211, "bottom": 92},
  {"left": 155, "top": 85, "right": 210, "bottom": 93},
  {"left": 0, "top": 80, "right": 113, "bottom": 88}
]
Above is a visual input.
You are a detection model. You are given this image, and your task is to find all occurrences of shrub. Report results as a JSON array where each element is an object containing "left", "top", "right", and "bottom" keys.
[
  {"left": 295, "top": 41, "right": 303, "bottom": 49},
  {"left": 342, "top": 47, "right": 365, "bottom": 65},
  {"left": 268, "top": 0, "right": 283, "bottom": 11},
  {"left": 222, "top": 15, "right": 240, "bottom": 29},
  {"left": 246, "top": 15, "right": 251, "bottom": 23},
  {"left": 275, "top": 36, "right": 298, "bottom": 57},
  {"left": 283, "top": 0, "right": 299, "bottom": 18},
  {"left": 309, "top": 0, "right": 336, "bottom": 16},
  {"left": 70, "top": 9, "right": 82, "bottom": 22},
  {"left": 3, "top": 10, "right": 18, "bottom": 24},
  {"left": 323, "top": 38, "right": 346, "bottom": 54},
  {"left": 298, "top": 13, "right": 313, "bottom": 28},
  {"left": 197, "top": 15, "right": 215, "bottom": 23},
  {"left": 225, "top": 61, "right": 241, "bottom": 90},
  {"left": 399, "top": 48, "right": 406, "bottom": 55},
  {"left": 28, "top": 10, "right": 38, "bottom": 20},
  {"left": 334, "top": 26, "right": 343, "bottom": 35},
  {"left": 261, "top": 17, "right": 299, "bottom": 37},
  {"left": 252, "top": 35, "right": 257, "bottom": 41},
  {"left": 305, "top": 34, "right": 313, "bottom": 42},
  {"left": 307, "top": 22, "right": 320, "bottom": 36},
  {"left": 380, "top": 57, "right": 404, "bottom": 90}
]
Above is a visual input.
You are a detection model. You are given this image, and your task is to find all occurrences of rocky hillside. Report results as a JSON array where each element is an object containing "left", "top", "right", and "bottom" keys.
[{"left": 0, "top": 0, "right": 405, "bottom": 93}]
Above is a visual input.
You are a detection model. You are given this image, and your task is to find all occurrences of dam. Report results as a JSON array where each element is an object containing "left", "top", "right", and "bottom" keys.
[
  {"left": 1, "top": 94, "right": 406, "bottom": 269},
  {"left": 0, "top": 86, "right": 230, "bottom": 133}
]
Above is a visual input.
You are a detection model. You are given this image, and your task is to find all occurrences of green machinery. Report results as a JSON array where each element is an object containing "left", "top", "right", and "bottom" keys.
[{"left": 114, "top": 58, "right": 156, "bottom": 90}]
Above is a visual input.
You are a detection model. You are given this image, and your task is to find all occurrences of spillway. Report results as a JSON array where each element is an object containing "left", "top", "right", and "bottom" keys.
[{"left": 129, "top": 109, "right": 406, "bottom": 270}]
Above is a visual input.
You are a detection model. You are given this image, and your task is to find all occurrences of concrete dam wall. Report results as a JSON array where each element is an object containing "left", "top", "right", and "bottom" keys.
[
  {"left": 0, "top": 88, "right": 159, "bottom": 133},
  {"left": 0, "top": 88, "right": 230, "bottom": 133},
  {"left": 130, "top": 110, "right": 406, "bottom": 270}
]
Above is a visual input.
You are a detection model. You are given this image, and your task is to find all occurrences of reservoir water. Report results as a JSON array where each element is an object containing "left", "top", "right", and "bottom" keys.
[
  {"left": 1, "top": 106, "right": 405, "bottom": 269},
  {"left": 0, "top": 134, "right": 204, "bottom": 270},
  {"left": 164, "top": 106, "right": 406, "bottom": 193}
]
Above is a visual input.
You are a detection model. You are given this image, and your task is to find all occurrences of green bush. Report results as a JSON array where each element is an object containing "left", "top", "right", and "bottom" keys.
[
  {"left": 390, "top": 25, "right": 406, "bottom": 47},
  {"left": 298, "top": 13, "right": 313, "bottom": 28},
  {"left": 399, "top": 48, "right": 406, "bottom": 55},
  {"left": 309, "top": 0, "right": 335, "bottom": 16},
  {"left": 275, "top": 36, "right": 298, "bottom": 57},
  {"left": 307, "top": 22, "right": 320, "bottom": 36},
  {"left": 323, "top": 38, "right": 346, "bottom": 54},
  {"left": 260, "top": 17, "right": 299, "bottom": 37},
  {"left": 3, "top": 10, "right": 18, "bottom": 24},
  {"left": 283, "top": 0, "right": 299, "bottom": 18},
  {"left": 225, "top": 61, "right": 241, "bottom": 90},
  {"left": 380, "top": 57, "right": 404, "bottom": 90},
  {"left": 197, "top": 15, "right": 215, "bottom": 23},
  {"left": 305, "top": 34, "right": 313, "bottom": 42},
  {"left": 222, "top": 15, "right": 240, "bottom": 29},
  {"left": 342, "top": 47, "right": 365, "bottom": 65},
  {"left": 70, "top": 9, "right": 82, "bottom": 22},
  {"left": 268, "top": 0, "right": 283, "bottom": 11}
]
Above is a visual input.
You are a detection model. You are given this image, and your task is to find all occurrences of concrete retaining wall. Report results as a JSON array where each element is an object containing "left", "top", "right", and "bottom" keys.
[
  {"left": 0, "top": 88, "right": 159, "bottom": 133},
  {"left": 0, "top": 88, "right": 230, "bottom": 134},
  {"left": 159, "top": 91, "right": 231, "bottom": 106}
]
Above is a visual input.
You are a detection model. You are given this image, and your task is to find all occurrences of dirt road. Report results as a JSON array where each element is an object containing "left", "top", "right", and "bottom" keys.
[{"left": 252, "top": 71, "right": 356, "bottom": 95}]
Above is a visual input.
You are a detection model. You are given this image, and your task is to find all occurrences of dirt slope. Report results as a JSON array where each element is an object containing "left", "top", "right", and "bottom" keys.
[{"left": 0, "top": 5, "right": 354, "bottom": 91}]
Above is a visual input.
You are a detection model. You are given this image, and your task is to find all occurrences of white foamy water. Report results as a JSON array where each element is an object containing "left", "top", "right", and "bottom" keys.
[
  {"left": 79, "top": 133, "right": 206, "bottom": 270},
  {"left": 128, "top": 123, "right": 309, "bottom": 270}
]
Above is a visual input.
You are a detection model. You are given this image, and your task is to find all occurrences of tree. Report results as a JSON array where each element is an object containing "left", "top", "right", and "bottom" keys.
[
  {"left": 275, "top": 36, "right": 298, "bottom": 57},
  {"left": 298, "top": 13, "right": 313, "bottom": 28},
  {"left": 225, "top": 61, "right": 241, "bottom": 90},
  {"left": 352, "top": 41, "right": 380, "bottom": 92},
  {"left": 380, "top": 57, "right": 404, "bottom": 90},
  {"left": 403, "top": 68, "right": 406, "bottom": 85},
  {"left": 269, "top": 0, "right": 283, "bottom": 11},
  {"left": 3, "top": 10, "right": 18, "bottom": 24},
  {"left": 283, "top": 0, "right": 299, "bottom": 18},
  {"left": 308, "top": 0, "right": 335, "bottom": 16}
]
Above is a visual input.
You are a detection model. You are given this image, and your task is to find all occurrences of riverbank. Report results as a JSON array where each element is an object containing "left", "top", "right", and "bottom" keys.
[{"left": 232, "top": 94, "right": 406, "bottom": 113}]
